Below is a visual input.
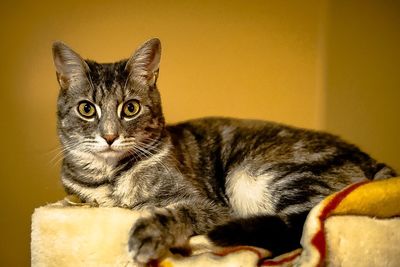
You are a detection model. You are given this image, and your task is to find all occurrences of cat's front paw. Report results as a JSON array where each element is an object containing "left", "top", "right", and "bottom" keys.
[{"left": 128, "top": 215, "right": 174, "bottom": 263}]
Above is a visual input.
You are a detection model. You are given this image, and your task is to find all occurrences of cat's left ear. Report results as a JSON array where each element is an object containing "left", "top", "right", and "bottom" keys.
[{"left": 126, "top": 38, "right": 161, "bottom": 87}]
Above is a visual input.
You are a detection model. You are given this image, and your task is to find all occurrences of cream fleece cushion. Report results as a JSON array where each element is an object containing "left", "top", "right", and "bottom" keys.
[
  {"left": 31, "top": 204, "right": 144, "bottom": 267},
  {"left": 32, "top": 203, "right": 400, "bottom": 267}
]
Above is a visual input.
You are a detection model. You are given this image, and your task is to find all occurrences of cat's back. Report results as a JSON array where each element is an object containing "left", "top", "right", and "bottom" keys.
[
  {"left": 167, "top": 117, "right": 288, "bottom": 137},
  {"left": 166, "top": 117, "right": 348, "bottom": 167},
  {"left": 166, "top": 116, "right": 339, "bottom": 147},
  {"left": 166, "top": 117, "right": 395, "bottom": 180}
]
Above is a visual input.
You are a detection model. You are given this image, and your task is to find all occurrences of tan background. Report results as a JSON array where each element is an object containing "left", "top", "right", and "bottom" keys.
[{"left": 0, "top": 0, "right": 398, "bottom": 265}]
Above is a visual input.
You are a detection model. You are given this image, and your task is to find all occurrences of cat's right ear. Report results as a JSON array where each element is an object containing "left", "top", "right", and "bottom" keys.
[
  {"left": 52, "top": 42, "right": 89, "bottom": 90},
  {"left": 126, "top": 38, "right": 161, "bottom": 87}
]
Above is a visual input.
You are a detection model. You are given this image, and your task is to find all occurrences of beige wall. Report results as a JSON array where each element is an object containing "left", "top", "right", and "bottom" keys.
[
  {"left": 0, "top": 1, "right": 397, "bottom": 266},
  {"left": 325, "top": 0, "right": 400, "bottom": 171}
]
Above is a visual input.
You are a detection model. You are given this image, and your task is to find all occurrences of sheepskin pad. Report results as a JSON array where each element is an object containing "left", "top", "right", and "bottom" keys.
[{"left": 31, "top": 177, "right": 400, "bottom": 267}]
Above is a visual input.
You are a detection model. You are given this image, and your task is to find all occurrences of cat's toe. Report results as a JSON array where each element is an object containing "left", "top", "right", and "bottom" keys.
[{"left": 128, "top": 217, "right": 173, "bottom": 263}]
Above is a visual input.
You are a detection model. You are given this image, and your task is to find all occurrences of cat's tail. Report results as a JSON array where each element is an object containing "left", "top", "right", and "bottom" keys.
[{"left": 207, "top": 212, "right": 308, "bottom": 256}]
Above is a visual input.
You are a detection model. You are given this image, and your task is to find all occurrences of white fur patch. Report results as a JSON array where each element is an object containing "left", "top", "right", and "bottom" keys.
[
  {"left": 94, "top": 103, "right": 102, "bottom": 118},
  {"left": 69, "top": 148, "right": 115, "bottom": 178},
  {"left": 226, "top": 168, "right": 276, "bottom": 217}
]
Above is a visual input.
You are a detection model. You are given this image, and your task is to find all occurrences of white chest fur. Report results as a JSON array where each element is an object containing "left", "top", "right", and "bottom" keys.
[{"left": 112, "top": 144, "right": 171, "bottom": 207}]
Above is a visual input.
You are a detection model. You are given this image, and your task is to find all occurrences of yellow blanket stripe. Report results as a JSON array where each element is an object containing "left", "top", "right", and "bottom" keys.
[{"left": 333, "top": 177, "right": 400, "bottom": 217}]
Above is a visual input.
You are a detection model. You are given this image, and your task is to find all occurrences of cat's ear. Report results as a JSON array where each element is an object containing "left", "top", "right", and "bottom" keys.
[
  {"left": 52, "top": 42, "right": 89, "bottom": 90},
  {"left": 126, "top": 38, "right": 161, "bottom": 87}
]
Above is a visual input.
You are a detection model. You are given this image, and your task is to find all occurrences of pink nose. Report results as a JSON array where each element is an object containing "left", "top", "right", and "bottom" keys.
[{"left": 102, "top": 134, "right": 118, "bottom": 145}]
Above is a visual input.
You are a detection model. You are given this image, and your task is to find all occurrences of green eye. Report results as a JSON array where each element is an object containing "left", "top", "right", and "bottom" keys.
[
  {"left": 122, "top": 100, "right": 141, "bottom": 118},
  {"left": 77, "top": 101, "right": 96, "bottom": 118}
]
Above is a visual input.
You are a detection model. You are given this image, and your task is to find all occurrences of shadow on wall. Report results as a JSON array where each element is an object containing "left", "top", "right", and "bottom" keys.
[{"left": 325, "top": 0, "right": 400, "bottom": 172}]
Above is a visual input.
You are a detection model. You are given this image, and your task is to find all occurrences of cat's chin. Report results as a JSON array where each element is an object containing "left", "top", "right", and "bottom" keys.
[{"left": 96, "top": 149, "right": 126, "bottom": 160}]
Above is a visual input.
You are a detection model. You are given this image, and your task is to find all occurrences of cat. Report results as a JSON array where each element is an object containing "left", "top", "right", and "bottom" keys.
[{"left": 52, "top": 38, "right": 397, "bottom": 263}]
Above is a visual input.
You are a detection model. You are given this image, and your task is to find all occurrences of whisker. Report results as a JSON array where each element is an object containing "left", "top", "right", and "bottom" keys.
[
  {"left": 133, "top": 144, "right": 177, "bottom": 180},
  {"left": 136, "top": 137, "right": 185, "bottom": 178},
  {"left": 48, "top": 138, "right": 97, "bottom": 167},
  {"left": 49, "top": 143, "right": 79, "bottom": 167}
]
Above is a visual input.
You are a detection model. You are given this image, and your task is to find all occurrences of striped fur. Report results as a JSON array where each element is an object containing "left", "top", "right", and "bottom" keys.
[{"left": 52, "top": 38, "right": 397, "bottom": 263}]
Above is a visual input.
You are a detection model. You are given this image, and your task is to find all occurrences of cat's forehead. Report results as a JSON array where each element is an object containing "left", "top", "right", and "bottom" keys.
[
  {"left": 83, "top": 59, "right": 131, "bottom": 102},
  {"left": 86, "top": 59, "right": 128, "bottom": 86}
]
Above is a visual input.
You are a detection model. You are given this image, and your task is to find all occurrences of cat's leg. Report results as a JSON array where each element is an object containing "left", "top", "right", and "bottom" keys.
[
  {"left": 209, "top": 169, "right": 334, "bottom": 256},
  {"left": 208, "top": 212, "right": 308, "bottom": 256},
  {"left": 128, "top": 199, "right": 231, "bottom": 263}
]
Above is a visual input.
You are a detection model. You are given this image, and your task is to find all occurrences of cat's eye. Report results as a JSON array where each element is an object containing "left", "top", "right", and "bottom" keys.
[
  {"left": 121, "top": 100, "right": 141, "bottom": 119},
  {"left": 77, "top": 101, "right": 96, "bottom": 119}
]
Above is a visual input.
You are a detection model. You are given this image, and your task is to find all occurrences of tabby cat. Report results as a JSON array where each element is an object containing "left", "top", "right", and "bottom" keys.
[{"left": 52, "top": 38, "right": 396, "bottom": 263}]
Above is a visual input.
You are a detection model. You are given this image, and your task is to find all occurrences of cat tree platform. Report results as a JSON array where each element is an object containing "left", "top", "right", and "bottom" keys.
[{"left": 31, "top": 177, "right": 400, "bottom": 267}]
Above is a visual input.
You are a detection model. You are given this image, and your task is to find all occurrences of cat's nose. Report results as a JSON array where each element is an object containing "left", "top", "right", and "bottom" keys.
[{"left": 102, "top": 134, "right": 118, "bottom": 145}]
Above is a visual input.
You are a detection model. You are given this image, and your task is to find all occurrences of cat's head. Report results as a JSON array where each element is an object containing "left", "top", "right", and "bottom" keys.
[{"left": 53, "top": 38, "right": 165, "bottom": 162}]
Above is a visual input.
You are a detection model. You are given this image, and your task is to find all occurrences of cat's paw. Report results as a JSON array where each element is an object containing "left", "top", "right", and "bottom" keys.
[{"left": 128, "top": 215, "right": 174, "bottom": 263}]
